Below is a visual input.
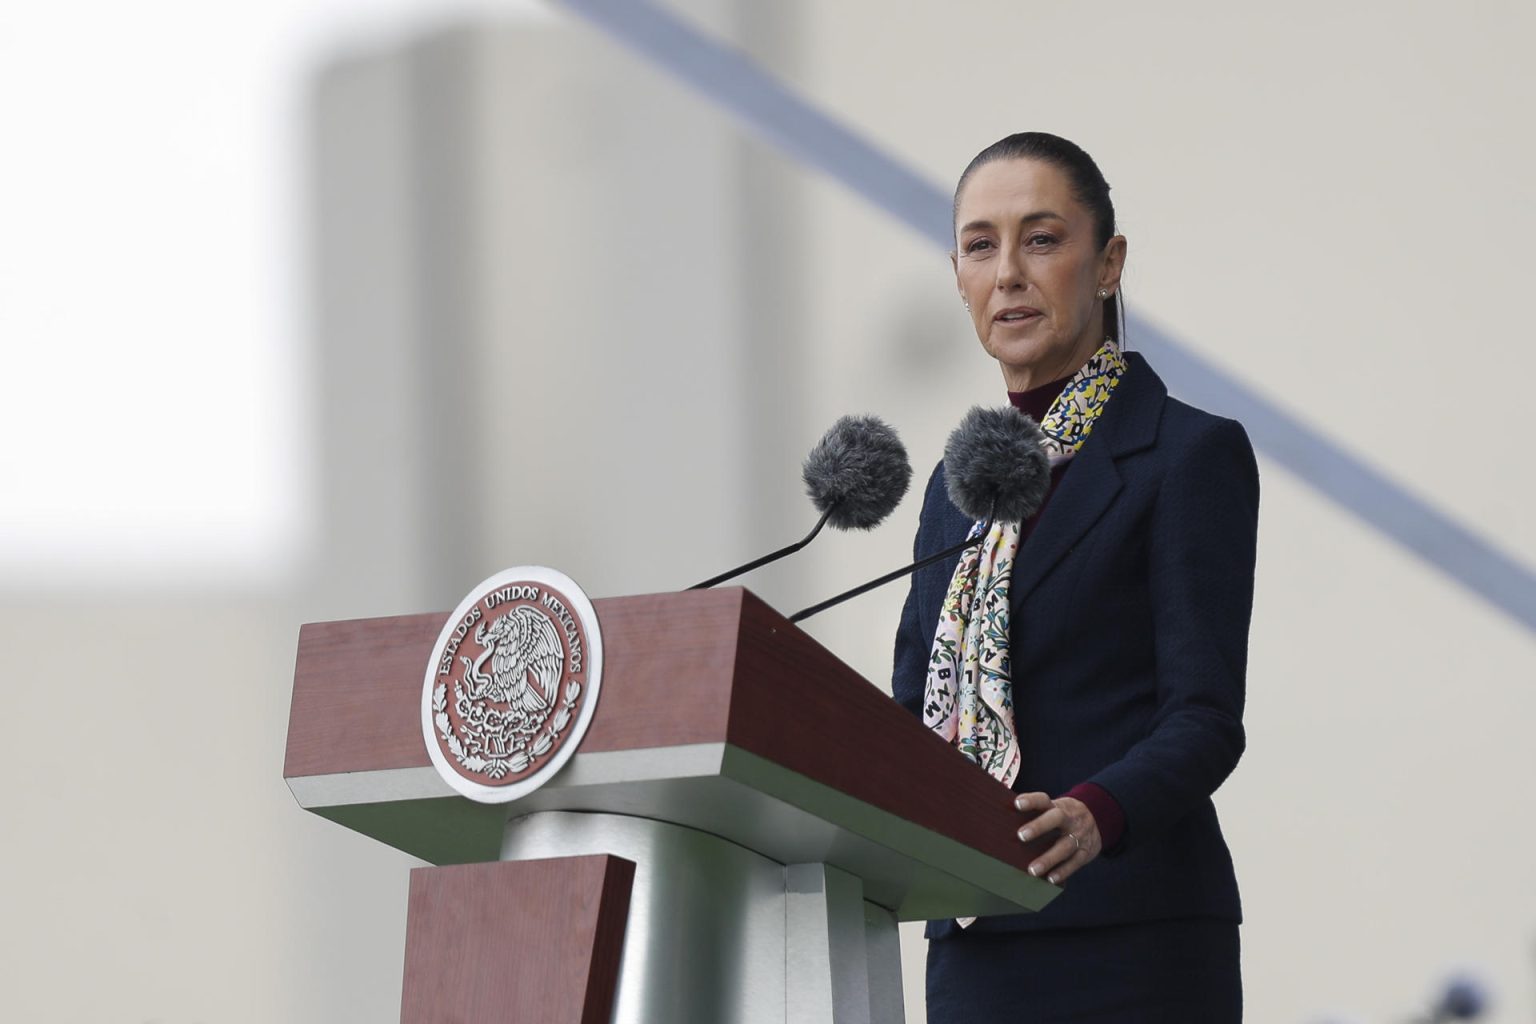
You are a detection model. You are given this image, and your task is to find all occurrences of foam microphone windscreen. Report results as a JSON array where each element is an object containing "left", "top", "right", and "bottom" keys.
[
  {"left": 943, "top": 406, "right": 1051, "bottom": 523},
  {"left": 801, "top": 415, "right": 912, "bottom": 530}
]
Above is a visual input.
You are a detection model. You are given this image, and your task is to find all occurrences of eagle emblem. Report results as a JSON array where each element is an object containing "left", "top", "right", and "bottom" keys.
[
  {"left": 422, "top": 568, "right": 603, "bottom": 800},
  {"left": 462, "top": 606, "right": 564, "bottom": 713}
]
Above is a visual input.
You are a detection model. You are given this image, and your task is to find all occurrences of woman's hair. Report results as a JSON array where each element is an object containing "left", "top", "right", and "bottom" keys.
[{"left": 953, "top": 132, "right": 1123, "bottom": 344}]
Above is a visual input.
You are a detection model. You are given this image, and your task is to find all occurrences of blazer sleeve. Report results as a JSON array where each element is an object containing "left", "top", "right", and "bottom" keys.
[
  {"left": 890, "top": 463, "right": 945, "bottom": 718},
  {"left": 1087, "top": 417, "right": 1259, "bottom": 852}
]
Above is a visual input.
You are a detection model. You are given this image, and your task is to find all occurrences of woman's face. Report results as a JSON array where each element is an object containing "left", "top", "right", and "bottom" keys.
[{"left": 952, "top": 158, "right": 1126, "bottom": 391}]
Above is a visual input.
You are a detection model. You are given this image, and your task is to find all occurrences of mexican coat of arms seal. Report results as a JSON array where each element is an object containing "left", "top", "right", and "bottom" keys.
[{"left": 421, "top": 566, "right": 603, "bottom": 803}]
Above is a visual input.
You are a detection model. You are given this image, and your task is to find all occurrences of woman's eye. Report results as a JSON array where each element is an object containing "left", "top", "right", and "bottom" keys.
[
  {"left": 1027, "top": 233, "right": 1057, "bottom": 247},
  {"left": 964, "top": 238, "right": 993, "bottom": 253}
]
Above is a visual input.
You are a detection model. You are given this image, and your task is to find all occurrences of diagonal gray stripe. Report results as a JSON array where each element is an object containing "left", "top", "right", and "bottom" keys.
[{"left": 552, "top": 0, "right": 1536, "bottom": 634}]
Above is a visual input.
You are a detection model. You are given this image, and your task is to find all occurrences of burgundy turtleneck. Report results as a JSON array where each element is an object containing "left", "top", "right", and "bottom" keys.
[
  {"left": 1006, "top": 375, "right": 1128, "bottom": 855},
  {"left": 1007, "top": 375, "right": 1071, "bottom": 544}
]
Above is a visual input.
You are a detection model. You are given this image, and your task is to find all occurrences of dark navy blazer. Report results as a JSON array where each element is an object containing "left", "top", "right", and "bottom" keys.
[{"left": 891, "top": 351, "right": 1260, "bottom": 938}]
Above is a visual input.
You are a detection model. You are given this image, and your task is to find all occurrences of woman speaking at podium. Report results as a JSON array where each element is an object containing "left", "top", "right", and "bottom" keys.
[{"left": 891, "top": 132, "right": 1259, "bottom": 1021}]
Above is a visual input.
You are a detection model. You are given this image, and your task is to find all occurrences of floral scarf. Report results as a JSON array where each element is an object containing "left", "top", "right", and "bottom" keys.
[{"left": 922, "top": 338, "right": 1129, "bottom": 786}]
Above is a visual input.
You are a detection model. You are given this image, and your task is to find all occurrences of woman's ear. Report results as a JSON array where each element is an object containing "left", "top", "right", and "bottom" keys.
[{"left": 1099, "top": 235, "right": 1128, "bottom": 295}]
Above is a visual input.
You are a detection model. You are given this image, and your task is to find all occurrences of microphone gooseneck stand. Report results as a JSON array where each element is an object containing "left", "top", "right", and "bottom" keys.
[
  {"left": 789, "top": 505, "right": 997, "bottom": 624},
  {"left": 688, "top": 506, "right": 835, "bottom": 590}
]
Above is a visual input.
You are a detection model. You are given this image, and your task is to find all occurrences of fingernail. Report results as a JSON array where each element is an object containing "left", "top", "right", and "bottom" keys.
[
  {"left": 1017, "top": 828, "right": 1033, "bottom": 842},
  {"left": 1047, "top": 874, "right": 1059, "bottom": 885},
  {"left": 1028, "top": 865, "right": 1040, "bottom": 877}
]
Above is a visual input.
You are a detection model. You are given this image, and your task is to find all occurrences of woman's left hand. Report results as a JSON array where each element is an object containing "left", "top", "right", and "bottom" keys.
[{"left": 1014, "top": 792, "right": 1101, "bottom": 886}]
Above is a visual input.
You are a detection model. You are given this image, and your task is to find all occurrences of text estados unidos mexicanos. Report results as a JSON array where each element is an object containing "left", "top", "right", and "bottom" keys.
[{"left": 436, "top": 585, "right": 584, "bottom": 677}]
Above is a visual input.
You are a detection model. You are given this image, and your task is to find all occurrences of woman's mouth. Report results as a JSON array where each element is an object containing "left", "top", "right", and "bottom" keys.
[{"left": 994, "top": 307, "right": 1042, "bottom": 324}]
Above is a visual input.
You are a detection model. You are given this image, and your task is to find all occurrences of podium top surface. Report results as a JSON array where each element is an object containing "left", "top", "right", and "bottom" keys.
[{"left": 285, "top": 587, "right": 1059, "bottom": 919}]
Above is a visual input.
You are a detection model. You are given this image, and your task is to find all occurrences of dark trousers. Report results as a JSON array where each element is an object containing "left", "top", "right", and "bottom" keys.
[{"left": 924, "top": 918, "right": 1241, "bottom": 1023}]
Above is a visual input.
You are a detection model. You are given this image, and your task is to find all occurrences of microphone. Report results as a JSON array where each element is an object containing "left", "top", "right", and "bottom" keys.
[
  {"left": 803, "top": 414, "right": 914, "bottom": 531},
  {"left": 688, "top": 415, "right": 912, "bottom": 589},
  {"left": 941, "top": 405, "right": 1053, "bottom": 524},
  {"left": 788, "top": 406, "right": 1050, "bottom": 623}
]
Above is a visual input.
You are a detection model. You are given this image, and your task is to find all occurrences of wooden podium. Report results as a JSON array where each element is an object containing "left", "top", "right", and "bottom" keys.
[{"left": 284, "top": 587, "right": 1059, "bottom": 1023}]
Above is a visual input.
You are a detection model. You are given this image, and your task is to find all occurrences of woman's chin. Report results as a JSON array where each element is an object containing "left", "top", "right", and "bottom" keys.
[{"left": 985, "top": 339, "right": 1058, "bottom": 380}]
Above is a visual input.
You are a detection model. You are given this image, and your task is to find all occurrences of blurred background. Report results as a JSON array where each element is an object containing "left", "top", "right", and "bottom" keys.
[{"left": 3, "top": 1, "right": 1533, "bottom": 1021}]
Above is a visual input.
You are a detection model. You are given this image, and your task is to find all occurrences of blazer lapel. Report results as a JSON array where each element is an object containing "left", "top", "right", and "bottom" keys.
[{"left": 1009, "top": 351, "right": 1167, "bottom": 607}]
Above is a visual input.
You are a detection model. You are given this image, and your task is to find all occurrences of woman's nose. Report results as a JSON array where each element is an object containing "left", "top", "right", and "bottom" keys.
[{"left": 994, "top": 245, "right": 1025, "bottom": 290}]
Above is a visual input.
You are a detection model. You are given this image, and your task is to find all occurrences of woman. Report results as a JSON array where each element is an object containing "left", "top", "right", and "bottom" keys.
[{"left": 891, "top": 132, "right": 1259, "bottom": 1021}]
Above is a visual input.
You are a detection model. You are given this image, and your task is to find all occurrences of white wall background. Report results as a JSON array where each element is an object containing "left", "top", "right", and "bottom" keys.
[{"left": 2, "top": 2, "right": 1533, "bottom": 1022}]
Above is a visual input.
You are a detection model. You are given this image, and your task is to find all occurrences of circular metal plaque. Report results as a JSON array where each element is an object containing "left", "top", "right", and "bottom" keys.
[{"left": 421, "top": 566, "right": 603, "bottom": 803}]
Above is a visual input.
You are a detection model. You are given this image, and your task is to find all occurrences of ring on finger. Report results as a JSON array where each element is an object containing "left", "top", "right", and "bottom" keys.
[{"left": 1067, "top": 832, "right": 1083, "bottom": 853}]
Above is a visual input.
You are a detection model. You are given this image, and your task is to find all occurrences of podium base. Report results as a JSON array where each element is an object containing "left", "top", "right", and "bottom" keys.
[{"left": 501, "top": 810, "right": 905, "bottom": 1024}]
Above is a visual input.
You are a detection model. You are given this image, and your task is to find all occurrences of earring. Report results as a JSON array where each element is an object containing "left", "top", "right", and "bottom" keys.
[
  {"left": 1097, "top": 288, "right": 1109, "bottom": 300},
  {"left": 963, "top": 299, "right": 971, "bottom": 312}
]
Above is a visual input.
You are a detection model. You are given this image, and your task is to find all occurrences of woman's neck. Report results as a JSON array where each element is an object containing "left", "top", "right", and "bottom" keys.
[{"left": 1008, "top": 372, "right": 1073, "bottom": 421}]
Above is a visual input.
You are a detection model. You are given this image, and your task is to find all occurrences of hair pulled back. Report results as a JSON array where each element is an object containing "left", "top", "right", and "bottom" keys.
[{"left": 953, "top": 132, "right": 1122, "bottom": 343}]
